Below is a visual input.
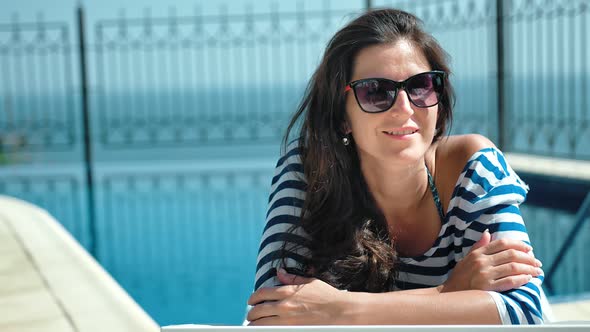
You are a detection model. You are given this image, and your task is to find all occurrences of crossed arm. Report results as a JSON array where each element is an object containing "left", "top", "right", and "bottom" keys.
[{"left": 247, "top": 230, "right": 543, "bottom": 325}]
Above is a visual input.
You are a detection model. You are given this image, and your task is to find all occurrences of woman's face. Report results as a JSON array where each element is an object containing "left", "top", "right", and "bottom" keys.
[{"left": 345, "top": 40, "right": 439, "bottom": 167}]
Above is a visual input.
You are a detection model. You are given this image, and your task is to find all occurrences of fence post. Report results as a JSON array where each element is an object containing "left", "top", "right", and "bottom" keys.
[
  {"left": 496, "top": 0, "right": 505, "bottom": 149},
  {"left": 366, "top": 0, "right": 372, "bottom": 11},
  {"left": 77, "top": 4, "right": 97, "bottom": 258}
]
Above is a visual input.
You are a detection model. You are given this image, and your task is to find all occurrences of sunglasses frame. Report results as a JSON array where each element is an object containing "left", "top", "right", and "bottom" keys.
[{"left": 345, "top": 70, "right": 446, "bottom": 113}]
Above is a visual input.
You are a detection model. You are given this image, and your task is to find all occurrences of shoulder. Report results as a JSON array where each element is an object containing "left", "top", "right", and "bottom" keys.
[
  {"left": 437, "top": 134, "right": 528, "bottom": 200},
  {"left": 436, "top": 134, "right": 497, "bottom": 168},
  {"left": 433, "top": 134, "right": 497, "bottom": 194},
  {"left": 272, "top": 140, "right": 305, "bottom": 185},
  {"left": 278, "top": 139, "right": 304, "bottom": 168},
  {"left": 436, "top": 133, "right": 525, "bottom": 182},
  {"left": 433, "top": 135, "right": 528, "bottom": 208}
]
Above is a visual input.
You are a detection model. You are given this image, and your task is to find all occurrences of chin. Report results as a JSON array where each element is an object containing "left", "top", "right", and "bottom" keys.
[
  {"left": 356, "top": 140, "right": 431, "bottom": 165},
  {"left": 368, "top": 146, "right": 426, "bottom": 166}
]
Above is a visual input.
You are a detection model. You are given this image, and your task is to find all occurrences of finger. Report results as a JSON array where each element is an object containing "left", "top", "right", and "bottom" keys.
[
  {"left": 483, "top": 238, "right": 532, "bottom": 255},
  {"left": 490, "top": 262, "right": 543, "bottom": 280},
  {"left": 277, "top": 268, "right": 314, "bottom": 285},
  {"left": 489, "top": 274, "right": 533, "bottom": 292},
  {"left": 470, "top": 229, "right": 491, "bottom": 252},
  {"left": 247, "top": 302, "right": 280, "bottom": 322},
  {"left": 248, "top": 286, "right": 291, "bottom": 305},
  {"left": 490, "top": 249, "right": 542, "bottom": 267},
  {"left": 249, "top": 316, "right": 284, "bottom": 326}
]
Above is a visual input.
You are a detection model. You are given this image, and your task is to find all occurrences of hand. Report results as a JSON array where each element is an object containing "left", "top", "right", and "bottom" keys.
[
  {"left": 247, "top": 268, "right": 354, "bottom": 325},
  {"left": 440, "top": 230, "right": 543, "bottom": 293}
]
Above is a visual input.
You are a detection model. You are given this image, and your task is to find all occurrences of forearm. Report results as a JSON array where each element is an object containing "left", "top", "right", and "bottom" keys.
[
  {"left": 345, "top": 290, "right": 501, "bottom": 325},
  {"left": 392, "top": 286, "right": 442, "bottom": 295}
]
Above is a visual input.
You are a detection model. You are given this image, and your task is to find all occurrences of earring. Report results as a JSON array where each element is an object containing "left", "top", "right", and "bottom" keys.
[{"left": 342, "top": 136, "right": 350, "bottom": 146}]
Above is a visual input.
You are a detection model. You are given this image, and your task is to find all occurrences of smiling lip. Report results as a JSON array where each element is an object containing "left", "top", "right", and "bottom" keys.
[{"left": 382, "top": 127, "right": 418, "bottom": 140}]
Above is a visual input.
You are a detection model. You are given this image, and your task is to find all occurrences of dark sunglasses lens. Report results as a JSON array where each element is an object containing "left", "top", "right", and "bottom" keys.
[
  {"left": 354, "top": 79, "right": 396, "bottom": 113},
  {"left": 406, "top": 73, "right": 444, "bottom": 107}
]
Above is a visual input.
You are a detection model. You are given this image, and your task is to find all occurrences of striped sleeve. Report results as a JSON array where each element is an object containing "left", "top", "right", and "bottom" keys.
[
  {"left": 453, "top": 148, "right": 551, "bottom": 324},
  {"left": 253, "top": 141, "right": 311, "bottom": 291}
]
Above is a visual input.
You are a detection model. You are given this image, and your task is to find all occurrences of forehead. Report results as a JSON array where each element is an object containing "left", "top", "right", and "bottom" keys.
[{"left": 351, "top": 40, "right": 431, "bottom": 81}]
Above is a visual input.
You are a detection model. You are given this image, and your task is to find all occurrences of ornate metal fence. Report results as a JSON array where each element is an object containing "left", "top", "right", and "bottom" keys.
[
  {"left": 0, "top": 15, "right": 77, "bottom": 153},
  {"left": 91, "top": 5, "right": 354, "bottom": 148},
  {"left": 502, "top": 0, "right": 589, "bottom": 158},
  {"left": 1, "top": 1, "right": 588, "bottom": 157}
]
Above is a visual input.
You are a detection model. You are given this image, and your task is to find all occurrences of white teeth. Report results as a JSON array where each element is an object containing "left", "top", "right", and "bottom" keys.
[{"left": 385, "top": 129, "right": 417, "bottom": 135}]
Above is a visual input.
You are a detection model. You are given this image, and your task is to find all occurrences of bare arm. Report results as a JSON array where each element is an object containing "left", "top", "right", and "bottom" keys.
[
  {"left": 346, "top": 289, "right": 499, "bottom": 325},
  {"left": 247, "top": 230, "right": 542, "bottom": 326},
  {"left": 247, "top": 270, "right": 501, "bottom": 325}
]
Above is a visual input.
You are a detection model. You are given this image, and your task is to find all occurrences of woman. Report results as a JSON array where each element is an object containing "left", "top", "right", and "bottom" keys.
[{"left": 247, "top": 8, "right": 550, "bottom": 325}]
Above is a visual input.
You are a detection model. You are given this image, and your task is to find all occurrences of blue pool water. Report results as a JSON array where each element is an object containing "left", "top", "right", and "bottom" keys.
[{"left": 1, "top": 159, "right": 589, "bottom": 326}]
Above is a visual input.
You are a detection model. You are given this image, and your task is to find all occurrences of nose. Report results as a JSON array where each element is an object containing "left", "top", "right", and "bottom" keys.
[{"left": 388, "top": 89, "right": 414, "bottom": 117}]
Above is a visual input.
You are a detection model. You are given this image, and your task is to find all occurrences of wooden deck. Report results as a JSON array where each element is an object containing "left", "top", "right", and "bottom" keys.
[{"left": 0, "top": 195, "right": 159, "bottom": 332}]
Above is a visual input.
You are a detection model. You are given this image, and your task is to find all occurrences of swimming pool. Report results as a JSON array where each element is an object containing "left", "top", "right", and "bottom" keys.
[{"left": 1, "top": 158, "right": 588, "bottom": 325}]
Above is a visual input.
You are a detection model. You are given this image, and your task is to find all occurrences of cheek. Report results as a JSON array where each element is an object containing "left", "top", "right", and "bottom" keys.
[
  {"left": 434, "top": 106, "right": 442, "bottom": 129},
  {"left": 345, "top": 93, "right": 358, "bottom": 114},
  {"left": 425, "top": 107, "right": 439, "bottom": 139},
  {"left": 412, "top": 106, "right": 438, "bottom": 139},
  {"left": 426, "top": 105, "right": 439, "bottom": 128}
]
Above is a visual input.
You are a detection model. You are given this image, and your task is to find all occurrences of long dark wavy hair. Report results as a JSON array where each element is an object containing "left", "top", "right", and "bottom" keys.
[{"left": 281, "top": 8, "right": 455, "bottom": 292}]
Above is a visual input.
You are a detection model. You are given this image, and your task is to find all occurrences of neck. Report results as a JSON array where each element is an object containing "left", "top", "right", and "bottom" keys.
[{"left": 360, "top": 153, "right": 435, "bottom": 221}]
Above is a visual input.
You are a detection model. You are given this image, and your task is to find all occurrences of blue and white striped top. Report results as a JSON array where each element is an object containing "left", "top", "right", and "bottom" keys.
[{"left": 253, "top": 142, "right": 552, "bottom": 324}]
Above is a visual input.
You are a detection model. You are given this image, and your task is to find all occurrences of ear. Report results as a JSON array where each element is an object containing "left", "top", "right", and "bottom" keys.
[{"left": 341, "top": 120, "right": 352, "bottom": 135}]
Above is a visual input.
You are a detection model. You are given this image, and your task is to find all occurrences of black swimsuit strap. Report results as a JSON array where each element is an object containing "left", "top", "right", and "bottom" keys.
[{"left": 426, "top": 166, "right": 445, "bottom": 222}]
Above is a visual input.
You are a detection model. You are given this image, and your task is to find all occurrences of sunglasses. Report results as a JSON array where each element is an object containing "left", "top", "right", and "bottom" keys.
[{"left": 345, "top": 70, "right": 446, "bottom": 113}]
